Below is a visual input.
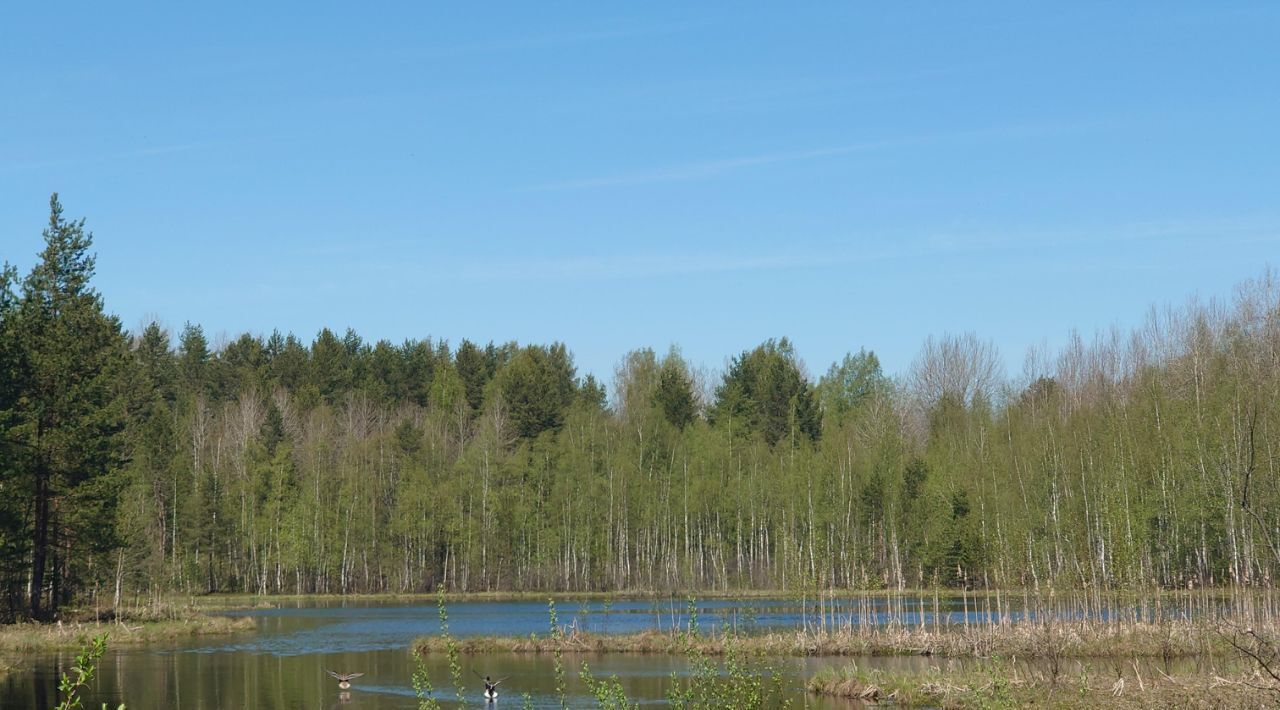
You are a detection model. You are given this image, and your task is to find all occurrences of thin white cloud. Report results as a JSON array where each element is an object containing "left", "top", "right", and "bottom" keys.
[
  {"left": 286, "top": 238, "right": 427, "bottom": 258},
  {"left": 522, "top": 122, "right": 1098, "bottom": 192},
  {"left": 1, "top": 142, "right": 212, "bottom": 172},
  {"left": 456, "top": 251, "right": 828, "bottom": 282},
  {"left": 424, "top": 19, "right": 705, "bottom": 58},
  {"left": 523, "top": 140, "right": 914, "bottom": 191},
  {"left": 445, "top": 215, "right": 1280, "bottom": 284}
]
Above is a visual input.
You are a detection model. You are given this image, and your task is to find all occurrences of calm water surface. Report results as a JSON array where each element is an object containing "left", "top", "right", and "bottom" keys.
[{"left": 0, "top": 597, "right": 1220, "bottom": 709}]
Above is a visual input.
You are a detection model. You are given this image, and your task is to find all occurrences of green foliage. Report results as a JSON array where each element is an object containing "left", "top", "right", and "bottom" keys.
[
  {"left": 0, "top": 265, "right": 23, "bottom": 604},
  {"left": 942, "top": 490, "right": 984, "bottom": 585},
  {"left": 177, "top": 322, "right": 211, "bottom": 398},
  {"left": 309, "top": 328, "right": 352, "bottom": 402},
  {"left": 666, "top": 647, "right": 793, "bottom": 710},
  {"left": 580, "top": 661, "right": 636, "bottom": 709},
  {"left": 654, "top": 356, "right": 697, "bottom": 430},
  {"left": 6, "top": 195, "right": 1280, "bottom": 609},
  {"left": 817, "top": 348, "right": 888, "bottom": 424},
  {"left": 437, "top": 587, "right": 465, "bottom": 707},
  {"left": 548, "top": 599, "right": 567, "bottom": 708},
  {"left": 497, "top": 344, "right": 577, "bottom": 440},
  {"left": 411, "top": 648, "right": 441, "bottom": 710},
  {"left": 1, "top": 195, "right": 129, "bottom": 619},
  {"left": 265, "top": 330, "right": 309, "bottom": 392},
  {"left": 578, "top": 373, "right": 608, "bottom": 411},
  {"left": 55, "top": 634, "right": 124, "bottom": 710},
  {"left": 455, "top": 339, "right": 493, "bottom": 415},
  {"left": 133, "top": 322, "right": 175, "bottom": 404},
  {"left": 711, "top": 338, "right": 820, "bottom": 446}
]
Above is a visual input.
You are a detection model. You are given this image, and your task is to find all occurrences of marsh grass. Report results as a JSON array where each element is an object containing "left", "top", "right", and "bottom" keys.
[
  {"left": 406, "top": 589, "right": 1280, "bottom": 707},
  {"left": 412, "top": 617, "right": 1266, "bottom": 659},
  {"left": 0, "top": 613, "right": 255, "bottom": 651},
  {"left": 412, "top": 587, "right": 1280, "bottom": 661},
  {"left": 412, "top": 595, "right": 797, "bottom": 709},
  {"left": 807, "top": 660, "right": 1279, "bottom": 708}
]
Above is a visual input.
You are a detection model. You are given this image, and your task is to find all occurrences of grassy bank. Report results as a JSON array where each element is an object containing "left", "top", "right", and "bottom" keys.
[
  {"left": 414, "top": 616, "right": 1279, "bottom": 660},
  {"left": 0, "top": 608, "right": 256, "bottom": 651},
  {"left": 807, "top": 662, "right": 1279, "bottom": 708}
]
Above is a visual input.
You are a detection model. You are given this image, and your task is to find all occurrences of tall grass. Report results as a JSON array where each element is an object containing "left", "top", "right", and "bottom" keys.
[
  {"left": 0, "top": 614, "right": 255, "bottom": 651},
  {"left": 411, "top": 588, "right": 1280, "bottom": 705},
  {"left": 415, "top": 587, "right": 1280, "bottom": 660}
]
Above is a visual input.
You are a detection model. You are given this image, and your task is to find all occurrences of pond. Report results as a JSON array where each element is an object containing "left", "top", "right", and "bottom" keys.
[{"left": 0, "top": 596, "right": 1226, "bottom": 708}]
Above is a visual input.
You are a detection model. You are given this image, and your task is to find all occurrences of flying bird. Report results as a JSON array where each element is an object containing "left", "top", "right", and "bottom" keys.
[{"left": 325, "top": 670, "right": 366, "bottom": 690}]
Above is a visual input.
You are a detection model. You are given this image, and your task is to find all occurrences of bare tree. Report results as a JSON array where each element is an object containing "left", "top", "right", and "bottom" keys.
[{"left": 908, "top": 332, "right": 1003, "bottom": 409}]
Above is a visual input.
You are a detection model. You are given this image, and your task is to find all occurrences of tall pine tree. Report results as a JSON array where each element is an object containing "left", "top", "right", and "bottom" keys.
[
  {"left": 0, "top": 263, "right": 25, "bottom": 616},
  {"left": 1, "top": 194, "right": 128, "bottom": 618}
]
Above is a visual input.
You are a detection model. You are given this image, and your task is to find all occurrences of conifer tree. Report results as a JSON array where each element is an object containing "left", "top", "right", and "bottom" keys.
[
  {"left": 654, "top": 359, "right": 696, "bottom": 431},
  {"left": 0, "top": 263, "right": 26, "bottom": 616},
  {"left": 712, "top": 338, "right": 820, "bottom": 446},
  {"left": 1, "top": 195, "right": 128, "bottom": 618}
]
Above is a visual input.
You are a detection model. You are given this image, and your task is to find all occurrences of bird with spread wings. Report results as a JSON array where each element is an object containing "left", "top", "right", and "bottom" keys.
[
  {"left": 325, "top": 670, "right": 365, "bottom": 690},
  {"left": 473, "top": 670, "right": 509, "bottom": 700}
]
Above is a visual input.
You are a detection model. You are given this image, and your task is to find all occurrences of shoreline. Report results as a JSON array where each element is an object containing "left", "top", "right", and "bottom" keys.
[
  {"left": 169, "top": 585, "right": 1265, "bottom": 608},
  {"left": 806, "top": 662, "right": 1277, "bottom": 708},
  {"left": 411, "top": 618, "right": 1267, "bottom": 660},
  {"left": 0, "top": 613, "right": 256, "bottom": 652}
]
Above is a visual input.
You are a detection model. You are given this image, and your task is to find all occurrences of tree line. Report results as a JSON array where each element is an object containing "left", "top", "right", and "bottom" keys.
[{"left": 2, "top": 195, "right": 1279, "bottom": 620}]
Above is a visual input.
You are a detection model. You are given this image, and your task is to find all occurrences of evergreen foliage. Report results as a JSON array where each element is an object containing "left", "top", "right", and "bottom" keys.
[
  {"left": 654, "top": 355, "right": 697, "bottom": 431},
  {"left": 711, "top": 338, "right": 820, "bottom": 445},
  {"left": 0, "top": 195, "right": 128, "bottom": 619}
]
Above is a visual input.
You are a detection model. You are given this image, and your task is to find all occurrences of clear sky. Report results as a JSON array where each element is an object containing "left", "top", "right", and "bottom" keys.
[{"left": 2, "top": 3, "right": 1277, "bottom": 386}]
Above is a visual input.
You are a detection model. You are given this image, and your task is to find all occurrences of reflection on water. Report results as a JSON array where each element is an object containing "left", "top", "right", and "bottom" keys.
[
  {"left": 4, "top": 647, "right": 863, "bottom": 709},
  {"left": 0, "top": 597, "right": 1231, "bottom": 709}
]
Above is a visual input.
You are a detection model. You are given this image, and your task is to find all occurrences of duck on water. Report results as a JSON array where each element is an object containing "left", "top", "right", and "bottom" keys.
[
  {"left": 325, "top": 668, "right": 509, "bottom": 702},
  {"left": 474, "top": 671, "right": 508, "bottom": 702}
]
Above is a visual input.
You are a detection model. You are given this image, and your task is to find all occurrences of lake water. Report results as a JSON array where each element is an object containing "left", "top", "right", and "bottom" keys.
[{"left": 0, "top": 596, "right": 1224, "bottom": 708}]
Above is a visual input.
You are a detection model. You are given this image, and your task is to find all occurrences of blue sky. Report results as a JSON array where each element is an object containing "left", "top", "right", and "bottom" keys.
[{"left": 2, "top": 3, "right": 1277, "bottom": 386}]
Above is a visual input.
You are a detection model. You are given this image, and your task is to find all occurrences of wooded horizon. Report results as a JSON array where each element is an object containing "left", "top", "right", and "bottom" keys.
[{"left": 2, "top": 195, "right": 1278, "bottom": 620}]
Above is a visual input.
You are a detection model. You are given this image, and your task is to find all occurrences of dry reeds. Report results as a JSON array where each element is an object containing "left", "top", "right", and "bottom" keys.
[
  {"left": 809, "top": 661, "right": 1278, "bottom": 708},
  {"left": 414, "top": 587, "right": 1280, "bottom": 662},
  {"left": 0, "top": 612, "right": 256, "bottom": 651}
]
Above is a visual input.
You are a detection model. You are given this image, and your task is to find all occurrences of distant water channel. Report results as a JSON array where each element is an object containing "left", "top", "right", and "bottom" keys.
[{"left": 0, "top": 596, "right": 1219, "bottom": 708}]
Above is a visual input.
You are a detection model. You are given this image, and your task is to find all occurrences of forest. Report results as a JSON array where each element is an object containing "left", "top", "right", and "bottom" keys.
[{"left": 2, "top": 195, "right": 1279, "bottom": 620}]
